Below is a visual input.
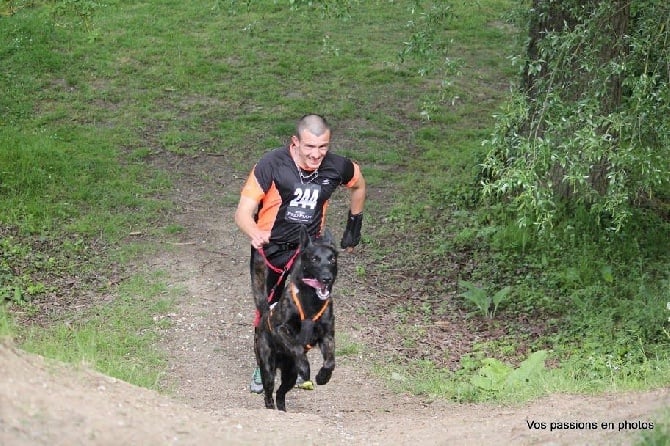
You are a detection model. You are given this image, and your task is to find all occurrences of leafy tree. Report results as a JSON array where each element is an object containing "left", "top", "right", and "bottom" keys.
[{"left": 481, "top": 0, "right": 670, "bottom": 232}]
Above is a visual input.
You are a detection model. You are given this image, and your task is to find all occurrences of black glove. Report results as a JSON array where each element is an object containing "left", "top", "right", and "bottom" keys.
[{"left": 340, "top": 211, "right": 363, "bottom": 249}]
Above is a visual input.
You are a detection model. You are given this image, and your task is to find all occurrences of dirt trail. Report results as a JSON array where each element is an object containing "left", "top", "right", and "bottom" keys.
[{"left": 1, "top": 153, "right": 668, "bottom": 445}]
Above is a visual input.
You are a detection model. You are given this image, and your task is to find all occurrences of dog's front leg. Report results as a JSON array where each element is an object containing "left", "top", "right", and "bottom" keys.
[
  {"left": 315, "top": 332, "right": 335, "bottom": 385},
  {"left": 275, "top": 323, "right": 309, "bottom": 359},
  {"left": 296, "top": 354, "right": 311, "bottom": 384}
]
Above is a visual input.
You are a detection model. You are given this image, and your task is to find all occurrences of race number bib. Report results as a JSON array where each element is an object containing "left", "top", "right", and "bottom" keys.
[{"left": 286, "top": 183, "right": 321, "bottom": 224}]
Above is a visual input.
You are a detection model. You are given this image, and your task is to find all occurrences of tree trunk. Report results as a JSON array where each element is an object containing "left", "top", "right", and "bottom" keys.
[{"left": 522, "top": 0, "right": 631, "bottom": 199}]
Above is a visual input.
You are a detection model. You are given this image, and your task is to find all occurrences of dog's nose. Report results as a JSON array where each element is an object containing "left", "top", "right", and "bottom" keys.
[{"left": 321, "top": 275, "right": 333, "bottom": 285}]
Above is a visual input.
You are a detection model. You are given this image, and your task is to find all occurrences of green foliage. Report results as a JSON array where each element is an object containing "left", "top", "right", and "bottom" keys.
[
  {"left": 397, "top": 1, "right": 461, "bottom": 120},
  {"left": 458, "top": 280, "right": 511, "bottom": 318},
  {"left": 335, "top": 333, "right": 363, "bottom": 357},
  {"left": 0, "top": 305, "right": 16, "bottom": 338},
  {"left": 398, "top": 1, "right": 453, "bottom": 66},
  {"left": 382, "top": 350, "right": 549, "bottom": 403},
  {"left": 51, "top": 0, "right": 101, "bottom": 32},
  {"left": 20, "top": 271, "right": 175, "bottom": 388},
  {"left": 635, "top": 410, "right": 670, "bottom": 446},
  {"left": 494, "top": 208, "right": 670, "bottom": 384},
  {"left": 470, "top": 350, "right": 547, "bottom": 393},
  {"left": 288, "top": 0, "right": 357, "bottom": 19},
  {"left": 0, "top": 237, "right": 50, "bottom": 304},
  {"left": 481, "top": 0, "right": 670, "bottom": 233},
  {"left": 218, "top": 0, "right": 357, "bottom": 18},
  {"left": 445, "top": 0, "right": 670, "bottom": 396},
  {"left": 469, "top": 357, "right": 512, "bottom": 391}
]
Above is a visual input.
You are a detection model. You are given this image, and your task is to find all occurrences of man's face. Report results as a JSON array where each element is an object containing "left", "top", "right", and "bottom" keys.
[{"left": 291, "top": 129, "right": 330, "bottom": 171}]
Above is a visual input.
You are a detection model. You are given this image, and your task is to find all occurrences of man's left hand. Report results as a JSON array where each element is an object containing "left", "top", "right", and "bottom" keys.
[{"left": 340, "top": 211, "right": 363, "bottom": 251}]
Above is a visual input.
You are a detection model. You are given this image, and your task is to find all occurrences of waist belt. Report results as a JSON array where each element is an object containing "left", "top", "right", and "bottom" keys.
[
  {"left": 263, "top": 242, "right": 299, "bottom": 258},
  {"left": 273, "top": 242, "right": 298, "bottom": 252}
]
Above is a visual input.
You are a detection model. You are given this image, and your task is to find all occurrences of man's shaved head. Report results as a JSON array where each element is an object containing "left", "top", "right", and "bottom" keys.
[{"left": 296, "top": 114, "right": 331, "bottom": 139}]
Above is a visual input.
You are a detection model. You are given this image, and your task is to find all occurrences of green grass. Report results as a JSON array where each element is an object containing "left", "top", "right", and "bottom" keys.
[
  {"left": 335, "top": 333, "right": 363, "bottom": 358},
  {"left": 0, "top": 305, "right": 17, "bottom": 338},
  {"left": 0, "top": 127, "right": 169, "bottom": 236},
  {"left": 1, "top": 0, "right": 668, "bottom": 402},
  {"left": 18, "top": 270, "right": 177, "bottom": 388},
  {"left": 635, "top": 410, "right": 670, "bottom": 446}
]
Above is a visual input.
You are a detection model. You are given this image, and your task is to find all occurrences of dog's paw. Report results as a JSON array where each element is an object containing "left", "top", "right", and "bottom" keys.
[{"left": 315, "top": 368, "right": 332, "bottom": 385}]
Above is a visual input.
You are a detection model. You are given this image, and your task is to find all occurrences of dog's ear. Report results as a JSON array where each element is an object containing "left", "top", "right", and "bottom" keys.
[
  {"left": 299, "top": 225, "right": 311, "bottom": 248},
  {"left": 321, "top": 228, "right": 334, "bottom": 245}
]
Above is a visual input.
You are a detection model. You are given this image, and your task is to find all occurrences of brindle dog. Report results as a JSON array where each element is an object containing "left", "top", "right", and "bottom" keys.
[{"left": 253, "top": 226, "right": 338, "bottom": 411}]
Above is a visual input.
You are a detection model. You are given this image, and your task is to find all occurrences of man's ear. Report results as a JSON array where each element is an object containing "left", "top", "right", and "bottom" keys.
[{"left": 290, "top": 134, "right": 300, "bottom": 148}]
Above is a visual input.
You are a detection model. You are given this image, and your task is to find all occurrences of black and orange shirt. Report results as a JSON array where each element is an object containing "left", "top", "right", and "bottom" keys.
[{"left": 241, "top": 146, "right": 361, "bottom": 244}]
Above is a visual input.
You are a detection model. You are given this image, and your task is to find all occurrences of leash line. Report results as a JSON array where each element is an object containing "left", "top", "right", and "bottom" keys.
[
  {"left": 257, "top": 246, "right": 300, "bottom": 303},
  {"left": 257, "top": 245, "right": 300, "bottom": 274}
]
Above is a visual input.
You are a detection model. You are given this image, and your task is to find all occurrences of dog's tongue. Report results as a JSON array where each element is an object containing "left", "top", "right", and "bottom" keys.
[
  {"left": 302, "top": 278, "right": 322, "bottom": 288},
  {"left": 302, "top": 278, "right": 330, "bottom": 299}
]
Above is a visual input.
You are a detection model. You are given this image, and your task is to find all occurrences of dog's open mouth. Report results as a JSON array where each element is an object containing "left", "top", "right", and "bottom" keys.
[{"left": 301, "top": 278, "right": 331, "bottom": 300}]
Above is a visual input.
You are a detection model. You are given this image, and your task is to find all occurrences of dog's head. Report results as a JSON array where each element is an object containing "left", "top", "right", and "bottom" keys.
[{"left": 296, "top": 226, "right": 338, "bottom": 300}]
